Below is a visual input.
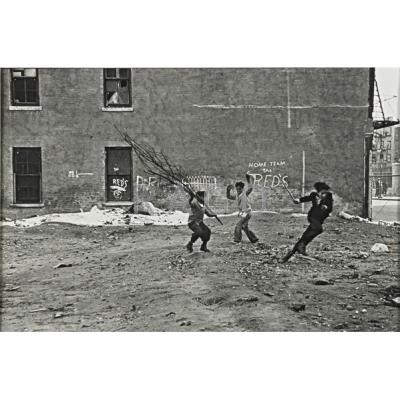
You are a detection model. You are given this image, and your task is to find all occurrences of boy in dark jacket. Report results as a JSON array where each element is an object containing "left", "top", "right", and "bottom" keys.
[
  {"left": 281, "top": 182, "right": 333, "bottom": 262},
  {"left": 186, "top": 191, "right": 216, "bottom": 253}
]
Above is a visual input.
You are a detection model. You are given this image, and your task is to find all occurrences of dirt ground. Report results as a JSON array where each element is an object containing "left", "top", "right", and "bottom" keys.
[{"left": 1, "top": 212, "right": 399, "bottom": 331}]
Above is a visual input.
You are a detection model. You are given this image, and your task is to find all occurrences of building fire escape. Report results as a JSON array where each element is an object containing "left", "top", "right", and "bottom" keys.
[{"left": 373, "top": 79, "right": 399, "bottom": 129}]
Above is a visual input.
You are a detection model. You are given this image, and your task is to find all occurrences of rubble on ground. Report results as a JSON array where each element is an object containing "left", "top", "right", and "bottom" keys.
[{"left": 1, "top": 204, "right": 189, "bottom": 228}]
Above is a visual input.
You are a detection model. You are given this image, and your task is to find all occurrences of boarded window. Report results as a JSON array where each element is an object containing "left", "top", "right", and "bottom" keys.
[
  {"left": 11, "top": 68, "right": 39, "bottom": 106},
  {"left": 106, "top": 148, "right": 132, "bottom": 201},
  {"left": 13, "top": 148, "right": 41, "bottom": 203},
  {"left": 104, "top": 68, "right": 132, "bottom": 107}
]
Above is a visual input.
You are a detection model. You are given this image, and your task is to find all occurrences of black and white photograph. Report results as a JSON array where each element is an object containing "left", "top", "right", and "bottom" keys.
[
  {"left": 1, "top": 1, "right": 399, "bottom": 399},
  {"left": 1, "top": 67, "right": 399, "bottom": 332}
]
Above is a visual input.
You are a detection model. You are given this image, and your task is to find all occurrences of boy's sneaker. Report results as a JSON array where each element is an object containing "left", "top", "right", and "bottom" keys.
[
  {"left": 296, "top": 242, "right": 308, "bottom": 256},
  {"left": 200, "top": 244, "right": 210, "bottom": 252},
  {"left": 186, "top": 242, "right": 193, "bottom": 253},
  {"left": 251, "top": 238, "right": 259, "bottom": 244},
  {"left": 280, "top": 248, "right": 296, "bottom": 263}
]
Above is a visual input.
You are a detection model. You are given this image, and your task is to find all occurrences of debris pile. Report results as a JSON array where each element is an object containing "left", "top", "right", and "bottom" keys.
[
  {"left": 338, "top": 211, "right": 398, "bottom": 226},
  {"left": 1, "top": 204, "right": 189, "bottom": 228}
]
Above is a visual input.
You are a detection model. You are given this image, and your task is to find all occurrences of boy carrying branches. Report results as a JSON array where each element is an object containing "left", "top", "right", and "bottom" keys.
[{"left": 186, "top": 190, "right": 216, "bottom": 253}]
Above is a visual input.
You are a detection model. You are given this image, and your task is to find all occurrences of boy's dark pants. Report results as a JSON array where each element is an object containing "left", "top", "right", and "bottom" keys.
[
  {"left": 282, "top": 215, "right": 326, "bottom": 262},
  {"left": 295, "top": 216, "right": 324, "bottom": 248},
  {"left": 234, "top": 213, "right": 258, "bottom": 243},
  {"left": 188, "top": 221, "right": 211, "bottom": 245}
]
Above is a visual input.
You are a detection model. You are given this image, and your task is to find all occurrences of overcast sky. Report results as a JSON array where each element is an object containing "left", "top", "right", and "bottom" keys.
[{"left": 375, "top": 68, "right": 399, "bottom": 120}]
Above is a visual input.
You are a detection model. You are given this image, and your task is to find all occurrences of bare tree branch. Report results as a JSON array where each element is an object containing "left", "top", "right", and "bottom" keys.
[{"left": 111, "top": 123, "right": 223, "bottom": 225}]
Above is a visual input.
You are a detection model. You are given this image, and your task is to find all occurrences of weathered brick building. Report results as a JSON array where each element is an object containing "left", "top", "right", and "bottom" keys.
[{"left": 0, "top": 68, "right": 374, "bottom": 219}]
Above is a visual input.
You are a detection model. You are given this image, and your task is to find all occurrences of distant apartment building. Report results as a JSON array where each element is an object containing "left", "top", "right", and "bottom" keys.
[{"left": 371, "top": 124, "right": 400, "bottom": 196}]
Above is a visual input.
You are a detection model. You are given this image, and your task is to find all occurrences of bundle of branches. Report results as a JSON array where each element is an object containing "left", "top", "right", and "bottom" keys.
[{"left": 112, "top": 124, "right": 223, "bottom": 225}]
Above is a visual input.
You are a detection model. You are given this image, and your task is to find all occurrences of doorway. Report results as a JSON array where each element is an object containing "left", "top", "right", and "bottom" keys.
[{"left": 105, "top": 147, "right": 132, "bottom": 202}]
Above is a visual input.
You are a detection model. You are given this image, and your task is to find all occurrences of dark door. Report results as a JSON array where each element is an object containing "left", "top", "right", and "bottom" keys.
[{"left": 106, "top": 147, "right": 132, "bottom": 201}]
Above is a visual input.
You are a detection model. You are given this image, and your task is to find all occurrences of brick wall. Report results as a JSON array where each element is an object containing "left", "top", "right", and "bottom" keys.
[{"left": 1, "top": 68, "right": 373, "bottom": 219}]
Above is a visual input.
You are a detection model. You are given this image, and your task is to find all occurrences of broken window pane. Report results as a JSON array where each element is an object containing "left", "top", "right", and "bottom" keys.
[
  {"left": 117, "top": 84, "right": 129, "bottom": 104},
  {"left": 103, "top": 68, "right": 131, "bottom": 107},
  {"left": 105, "top": 85, "right": 130, "bottom": 105}
]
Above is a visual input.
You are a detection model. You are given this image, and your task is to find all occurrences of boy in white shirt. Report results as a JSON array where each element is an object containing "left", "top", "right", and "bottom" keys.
[{"left": 226, "top": 175, "right": 259, "bottom": 244}]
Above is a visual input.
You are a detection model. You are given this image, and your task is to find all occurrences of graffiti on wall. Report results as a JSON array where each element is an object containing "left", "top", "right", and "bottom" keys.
[
  {"left": 68, "top": 170, "right": 94, "bottom": 178},
  {"left": 136, "top": 175, "right": 218, "bottom": 191},
  {"left": 110, "top": 178, "right": 128, "bottom": 199},
  {"left": 183, "top": 176, "right": 217, "bottom": 189},
  {"left": 136, "top": 175, "right": 159, "bottom": 190},
  {"left": 247, "top": 160, "right": 288, "bottom": 188}
]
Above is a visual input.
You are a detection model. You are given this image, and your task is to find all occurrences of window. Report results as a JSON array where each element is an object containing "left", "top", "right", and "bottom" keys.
[
  {"left": 106, "top": 148, "right": 132, "bottom": 201},
  {"left": 104, "top": 69, "right": 131, "bottom": 107},
  {"left": 13, "top": 148, "right": 41, "bottom": 204},
  {"left": 11, "top": 68, "right": 39, "bottom": 106}
]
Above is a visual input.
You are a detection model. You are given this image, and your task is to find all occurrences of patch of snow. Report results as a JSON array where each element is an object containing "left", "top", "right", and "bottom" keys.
[
  {"left": 0, "top": 207, "right": 280, "bottom": 229},
  {"left": 371, "top": 243, "right": 389, "bottom": 253},
  {"left": 338, "top": 211, "right": 397, "bottom": 226},
  {"left": 291, "top": 213, "right": 307, "bottom": 218},
  {"left": 1, "top": 207, "right": 189, "bottom": 228}
]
